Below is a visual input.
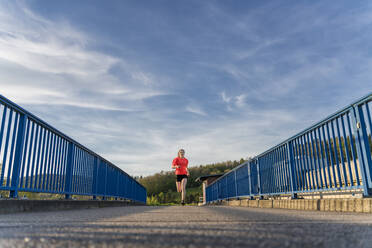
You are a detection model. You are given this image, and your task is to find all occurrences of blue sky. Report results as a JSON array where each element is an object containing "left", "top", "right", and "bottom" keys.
[{"left": 0, "top": 0, "right": 371, "bottom": 176}]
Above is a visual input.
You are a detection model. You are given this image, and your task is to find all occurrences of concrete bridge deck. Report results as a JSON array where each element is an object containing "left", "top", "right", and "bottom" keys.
[{"left": 1, "top": 206, "right": 371, "bottom": 248}]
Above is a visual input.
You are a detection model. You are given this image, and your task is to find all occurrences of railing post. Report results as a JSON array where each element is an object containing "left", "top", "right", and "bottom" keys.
[
  {"left": 9, "top": 113, "right": 27, "bottom": 198},
  {"left": 102, "top": 164, "right": 108, "bottom": 200},
  {"left": 257, "top": 158, "right": 263, "bottom": 199},
  {"left": 234, "top": 170, "right": 238, "bottom": 198},
  {"left": 247, "top": 161, "right": 253, "bottom": 199},
  {"left": 64, "top": 142, "right": 75, "bottom": 199},
  {"left": 116, "top": 170, "right": 120, "bottom": 199},
  {"left": 286, "top": 141, "right": 298, "bottom": 199},
  {"left": 351, "top": 105, "right": 372, "bottom": 196},
  {"left": 225, "top": 176, "right": 228, "bottom": 200},
  {"left": 92, "top": 156, "right": 99, "bottom": 200}
]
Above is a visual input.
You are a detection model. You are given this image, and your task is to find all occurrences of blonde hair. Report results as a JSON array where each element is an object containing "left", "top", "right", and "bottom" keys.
[{"left": 177, "top": 149, "right": 185, "bottom": 158}]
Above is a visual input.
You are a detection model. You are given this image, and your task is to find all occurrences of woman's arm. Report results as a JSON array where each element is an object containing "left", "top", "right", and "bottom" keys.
[{"left": 171, "top": 158, "right": 180, "bottom": 169}]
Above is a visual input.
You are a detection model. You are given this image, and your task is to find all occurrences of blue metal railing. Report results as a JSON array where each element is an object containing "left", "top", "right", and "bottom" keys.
[
  {"left": 206, "top": 93, "right": 372, "bottom": 202},
  {"left": 0, "top": 95, "right": 146, "bottom": 203}
]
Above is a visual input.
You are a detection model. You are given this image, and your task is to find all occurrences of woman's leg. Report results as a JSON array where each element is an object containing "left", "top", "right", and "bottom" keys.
[
  {"left": 176, "top": 181, "right": 181, "bottom": 192},
  {"left": 181, "top": 178, "right": 187, "bottom": 202}
]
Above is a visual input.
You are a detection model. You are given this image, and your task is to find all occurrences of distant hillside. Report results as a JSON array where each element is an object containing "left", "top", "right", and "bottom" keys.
[{"left": 137, "top": 158, "right": 246, "bottom": 204}]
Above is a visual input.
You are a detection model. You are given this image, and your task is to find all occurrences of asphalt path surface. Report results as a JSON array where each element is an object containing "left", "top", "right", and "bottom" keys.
[{"left": 0, "top": 205, "right": 372, "bottom": 248}]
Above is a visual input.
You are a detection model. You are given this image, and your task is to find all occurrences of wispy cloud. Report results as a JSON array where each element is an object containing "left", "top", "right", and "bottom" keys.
[
  {"left": 186, "top": 105, "right": 207, "bottom": 116},
  {"left": 0, "top": 1, "right": 165, "bottom": 111}
]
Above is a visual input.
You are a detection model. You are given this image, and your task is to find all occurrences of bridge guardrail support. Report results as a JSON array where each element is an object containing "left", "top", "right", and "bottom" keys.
[
  {"left": 9, "top": 113, "right": 27, "bottom": 198},
  {"left": 286, "top": 141, "right": 298, "bottom": 199},
  {"left": 257, "top": 158, "right": 263, "bottom": 199},
  {"left": 352, "top": 104, "right": 372, "bottom": 196},
  {"left": 92, "top": 156, "right": 99, "bottom": 200},
  {"left": 64, "top": 142, "right": 75, "bottom": 199}
]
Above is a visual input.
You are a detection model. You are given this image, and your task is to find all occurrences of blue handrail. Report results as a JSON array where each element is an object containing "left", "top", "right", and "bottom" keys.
[
  {"left": 0, "top": 95, "right": 146, "bottom": 203},
  {"left": 206, "top": 92, "right": 372, "bottom": 202}
]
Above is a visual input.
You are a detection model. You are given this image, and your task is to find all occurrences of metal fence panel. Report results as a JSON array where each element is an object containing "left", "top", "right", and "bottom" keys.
[
  {"left": 206, "top": 93, "right": 372, "bottom": 202},
  {"left": 0, "top": 95, "right": 146, "bottom": 203}
]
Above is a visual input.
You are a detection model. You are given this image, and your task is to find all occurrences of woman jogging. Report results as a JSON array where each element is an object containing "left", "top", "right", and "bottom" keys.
[{"left": 171, "top": 149, "right": 189, "bottom": 205}]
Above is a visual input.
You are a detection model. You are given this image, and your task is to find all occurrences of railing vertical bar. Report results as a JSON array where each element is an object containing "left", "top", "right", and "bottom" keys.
[
  {"left": 330, "top": 120, "right": 343, "bottom": 188},
  {"left": 247, "top": 162, "right": 252, "bottom": 196},
  {"left": 40, "top": 129, "right": 49, "bottom": 190},
  {"left": 336, "top": 116, "right": 348, "bottom": 187},
  {"left": 366, "top": 102, "right": 372, "bottom": 134},
  {"left": 347, "top": 112, "right": 361, "bottom": 186},
  {"left": 284, "top": 145, "right": 291, "bottom": 192},
  {"left": 89, "top": 155, "right": 94, "bottom": 194},
  {"left": 72, "top": 148, "right": 79, "bottom": 193},
  {"left": 52, "top": 136, "right": 61, "bottom": 191},
  {"left": 33, "top": 126, "right": 43, "bottom": 189},
  {"left": 268, "top": 154, "right": 272, "bottom": 194},
  {"left": 81, "top": 151, "right": 86, "bottom": 194},
  {"left": 92, "top": 157, "right": 98, "bottom": 196},
  {"left": 302, "top": 134, "right": 314, "bottom": 190},
  {"left": 294, "top": 138, "right": 304, "bottom": 190},
  {"left": 277, "top": 148, "right": 283, "bottom": 193},
  {"left": 325, "top": 122, "right": 337, "bottom": 188},
  {"left": 234, "top": 170, "right": 238, "bottom": 197},
  {"left": 24, "top": 120, "right": 34, "bottom": 189},
  {"left": 56, "top": 138, "right": 64, "bottom": 192},
  {"left": 92, "top": 156, "right": 98, "bottom": 197},
  {"left": 64, "top": 142, "right": 75, "bottom": 199},
  {"left": 72, "top": 147, "right": 78, "bottom": 193},
  {"left": 309, "top": 130, "right": 319, "bottom": 189},
  {"left": 9, "top": 113, "right": 27, "bottom": 198},
  {"left": 354, "top": 104, "right": 372, "bottom": 194},
  {"left": 279, "top": 146, "right": 286, "bottom": 193},
  {"left": 46, "top": 133, "right": 55, "bottom": 191},
  {"left": 49, "top": 133, "right": 57, "bottom": 191},
  {"left": 310, "top": 129, "right": 322, "bottom": 189},
  {"left": 1, "top": 109, "right": 13, "bottom": 185},
  {"left": 0, "top": 107, "right": 8, "bottom": 158},
  {"left": 341, "top": 114, "right": 354, "bottom": 186},
  {"left": 62, "top": 141, "right": 70, "bottom": 193},
  {"left": 7, "top": 112, "right": 19, "bottom": 188},
  {"left": 286, "top": 141, "right": 296, "bottom": 195},
  {"left": 75, "top": 148, "right": 82, "bottom": 193},
  {"left": 264, "top": 154, "right": 269, "bottom": 194},
  {"left": 275, "top": 148, "right": 281, "bottom": 193},
  {"left": 291, "top": 139, "right": 300, "bottom": 190},
  {"left": 90, "top": 155, "right": 94, "bottom": 195},
  {"left": 57, "top": 138, "right": 66, "bottom": 192},
  {"left": 83, "top": 151, "right": 89, "bottom": 194},
  {"left": 83, "top": 152, "right": 88, "bottom": 194},
  {"left": 282, "top": 146, "right": 290, "bottom": 193},
  {"left": 85, "top": 153, "right": 89, "bottom": 194},
  {"left": 19, "top": 118, "right": 30, "bottom": 189},
  {"left": 273, "top": 151, "right": 277, "bottom": 193},
  {"left": 0, "top": 106, "right": 8, "bottom": 186},
  {"left": 314, "top": 127, "right": 326, "bottom": 189},
  {"left": 85, "top": 152, "right": 90, "bottom": 194},
  {"left": 317, "top": 128, "right": 327, "bottom": 188},
  {"left": 43, "top": 131, "right": 52, "bottom": 191},
  {"left": 263, "top": 157, "right": 267, "bottom": 194},
  {"left": 298, "top": 138, "right": 307, "bottom": 190},
  {"left": 321, "top": 125, "right": 332, "bottom": 188},
  {"left": 305, "top": 132, "right": 317, "bottom": 190},
  {"left": 29, "top": 124, "right": 39, "bottom": 189}
]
